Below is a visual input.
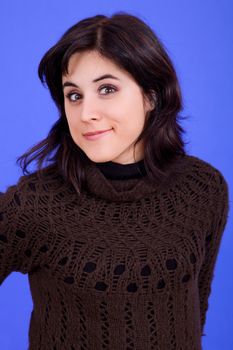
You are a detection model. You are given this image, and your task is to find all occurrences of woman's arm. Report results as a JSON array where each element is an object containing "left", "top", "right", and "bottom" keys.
[
  {"left": 0, "top": 175, "right": 48, "bottom": 285},
  {"left": 198, "top": 169, "right": 229, "bottom": 336}
]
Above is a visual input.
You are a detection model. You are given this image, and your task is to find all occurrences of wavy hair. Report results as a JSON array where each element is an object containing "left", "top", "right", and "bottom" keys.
[{"left": 16, "top": 11, "right": 188, "bottom": 195}]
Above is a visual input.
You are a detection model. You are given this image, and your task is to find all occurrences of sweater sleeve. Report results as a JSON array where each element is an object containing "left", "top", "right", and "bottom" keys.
[
  {"left": 0, "top": 175, "right": 48, "bottom": 286},
  {"left": 198, "top": 169, "right": 229, "bottom": 337}
]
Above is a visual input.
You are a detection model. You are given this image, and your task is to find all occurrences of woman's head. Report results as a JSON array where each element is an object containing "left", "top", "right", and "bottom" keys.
[
  {"left": 17, "top": 11, "right": 187, "bottom": 194},
  {"left": 62, "top": 50, "right": 155, "bottom": 164}
]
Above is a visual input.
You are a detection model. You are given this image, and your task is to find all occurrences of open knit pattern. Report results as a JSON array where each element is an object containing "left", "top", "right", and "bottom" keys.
[{"left": 0, "top": 154, "right": 229, "bottom": 350}]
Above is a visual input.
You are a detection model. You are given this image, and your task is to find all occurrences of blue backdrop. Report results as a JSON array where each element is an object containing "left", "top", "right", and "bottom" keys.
[{"left": 0, "top": 1, "right": 232, "bottom": 349}]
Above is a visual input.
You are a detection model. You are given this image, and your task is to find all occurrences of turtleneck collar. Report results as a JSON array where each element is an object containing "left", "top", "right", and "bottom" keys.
[
  {"left": 84, "top": 154, "right": 187, "bottom": 202},
  {"left": 94, "top": 159, "right": 147, "bottom": 180}
]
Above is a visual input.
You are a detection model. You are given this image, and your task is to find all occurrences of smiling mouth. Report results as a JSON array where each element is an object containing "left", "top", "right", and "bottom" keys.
[
  {"left": 83, "top": 128, "right": 113, "bottom": 136},
  {"left": 83, "top": 128, "right": 113, "bottom": 140}
]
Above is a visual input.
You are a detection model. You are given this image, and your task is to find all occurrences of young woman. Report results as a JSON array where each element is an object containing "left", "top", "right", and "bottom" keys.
[{"left": 0, "top": 11, "right": 229, "bottom": 350}]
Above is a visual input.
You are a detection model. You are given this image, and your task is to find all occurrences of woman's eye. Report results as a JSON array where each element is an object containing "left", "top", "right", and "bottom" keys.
[
  {"left": 99, "top": 85, "right": 117, "bottom": 95},
  {"left": 66, "top": 92, "right": 80, "bottom": 102}
]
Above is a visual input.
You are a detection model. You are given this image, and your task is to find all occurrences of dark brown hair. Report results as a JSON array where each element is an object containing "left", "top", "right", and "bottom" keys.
[{"left": 16, "top": 11, "right": 188, "bottom": 195}]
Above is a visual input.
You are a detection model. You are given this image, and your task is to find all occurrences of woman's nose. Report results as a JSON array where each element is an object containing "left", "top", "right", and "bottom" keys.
[{"left": 79, "top": 97, "right": 101, "bottom": 122}]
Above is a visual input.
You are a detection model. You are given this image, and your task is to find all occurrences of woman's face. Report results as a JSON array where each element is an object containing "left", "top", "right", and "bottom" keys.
[{"left": 62, "top": 50, "right": 155, "bottom": 164}]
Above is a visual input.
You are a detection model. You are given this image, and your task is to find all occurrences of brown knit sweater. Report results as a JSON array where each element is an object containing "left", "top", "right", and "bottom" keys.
[{"left": 0, "top": 154, "right": 229, "bottom": 350}]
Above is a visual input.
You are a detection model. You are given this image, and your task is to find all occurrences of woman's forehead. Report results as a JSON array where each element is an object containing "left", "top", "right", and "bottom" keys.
[{"left": 62, "top": 51, "right": 131, "bottom": 81}]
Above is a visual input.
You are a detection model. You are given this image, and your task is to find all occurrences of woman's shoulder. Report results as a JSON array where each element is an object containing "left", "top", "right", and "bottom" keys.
[
  {"left": 181, "top": 153, "right": 229, "bottom": 196},
  {"left": 1, "top": 164, "right": 65, "bottom": 200}
]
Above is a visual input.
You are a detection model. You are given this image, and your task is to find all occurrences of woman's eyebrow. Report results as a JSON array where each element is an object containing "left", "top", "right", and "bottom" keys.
[{"left": 62, "top": 74, "right": 120, "bottom": 90}]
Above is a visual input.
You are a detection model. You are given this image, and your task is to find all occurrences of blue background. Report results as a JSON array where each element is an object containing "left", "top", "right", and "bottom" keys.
[{"left": 0, "top": 1, "right": 232, "bottom": 349}]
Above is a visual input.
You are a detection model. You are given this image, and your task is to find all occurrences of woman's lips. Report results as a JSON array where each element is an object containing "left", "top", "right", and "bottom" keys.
[{"left": 83, "top": 128, "right": 113, "bottom": 140}]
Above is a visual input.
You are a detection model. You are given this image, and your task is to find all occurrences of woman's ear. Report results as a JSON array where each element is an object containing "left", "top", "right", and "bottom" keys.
[{"left": 144, "top": 90, "right": 157, "bottom": 112}]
